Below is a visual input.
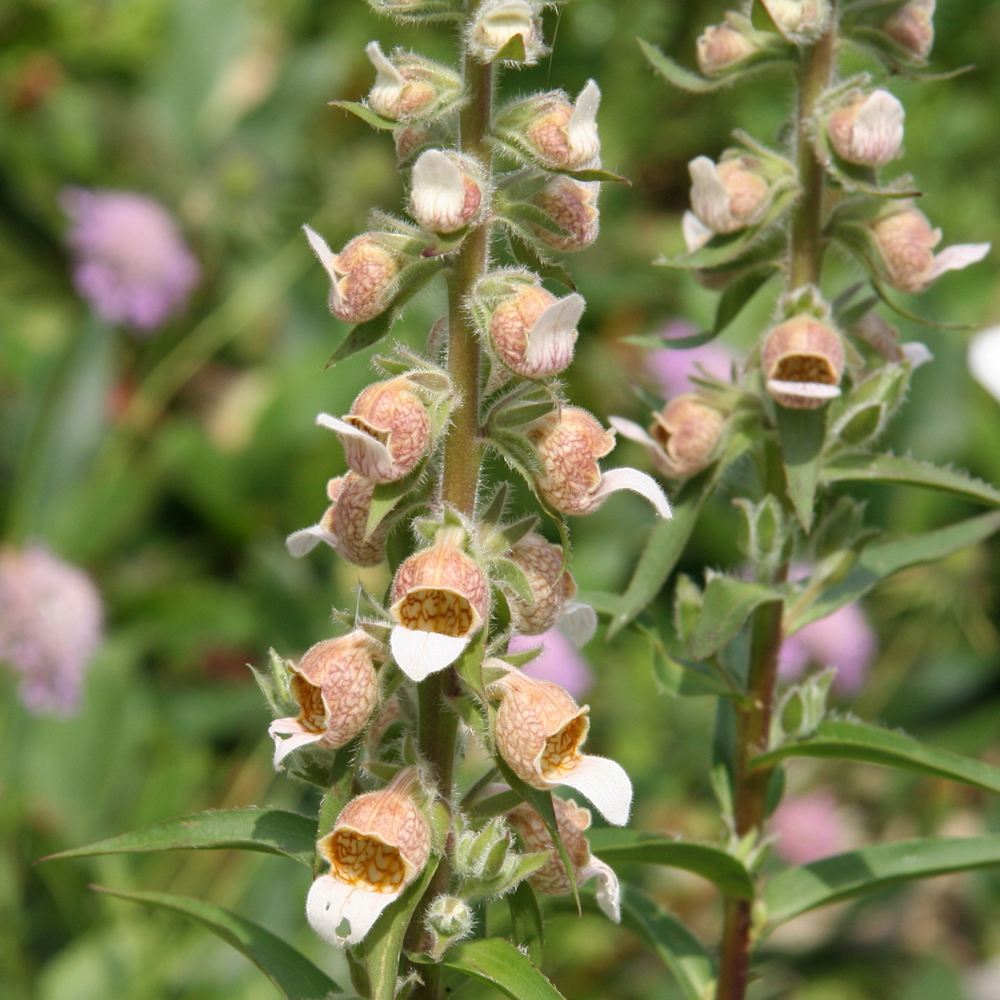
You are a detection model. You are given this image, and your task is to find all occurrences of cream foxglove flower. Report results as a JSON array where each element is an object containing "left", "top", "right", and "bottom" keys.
[
  {"left": 697, "top": 18, "right": 759, "bottom": 77},
  {"left": 527, "top": 407, "right": 672, "bottom": 518},
  {"left": 409, "top": 150, "right": 483, "bottom": 234},
  {"left": 529, "top": 175, "right": 600, "bottom": 252},
  {"left": 520, "top": 80, "right": 601, "bottom": 171},
  {"left": 507, "top": 794, "right": 620, "bottom": 921},
  {"left": 466, "top": 0, "right": 547, "bottom": 65},
  {"left": 389, "top": 531, "right": 490, "bottom": 680},
  {"left": 689, "top": 155, "right": 771, "bottom": 235},
  {"left": 491, "top": 665, "right": 632, "bottom": 826},
  {"left": 364, "top": 42, "right": 461, "bottom": 122},
  {"left": 762, "top": 315, "right": 845, "bottom": 409},
  {"left": 884, "top": 0, "right": 935, "bottom": 61},
  {"left": 827, "top": 90, "right": 905, "bottom": 168},
  {"left": 268, "top": 631, "right": 380, "bottom": 769},
  {"left": 307, "top": 768, "right": 430, "bottom": 947}
]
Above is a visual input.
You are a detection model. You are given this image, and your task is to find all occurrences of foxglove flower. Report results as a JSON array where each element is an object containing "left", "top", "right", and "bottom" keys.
[
  {"left": 969, "top": 326, "right": 1000, "bottom": 404},
  {"left": 507, "top": 794, "right": 620, "bottom": 921},
  {"left": 870, "top": 205, "right": 990, "bottom": 294},
  {"left": 883, "top": 0, "right": 935, "bottom": 61},
  {"left": 517, "top": 80, "right": 601, "bottom": 171},
  {"left": 304, "top": 226, "right": 401, "bottom": 323},
  {"left": 762, "top": 315, "right": 845, "bottom": 409},
  {"left": 269, "top": 631, "right": 380, "bottom": 768},
  {"left": 611, "top": 394, "right": 726, "bottom": 480},
  {"left": 286, "top": 473, "right": 390, "bottom": 566},
  {"left": 527, "top": 407, "right": 672, "bottom": 518},
  {"left": 317, "top": 376, "right": 431, "bottom": 483},
  {"left": 509, "top": 628, "right": 594, "bottom": 700},
  {"left": 780, "top": 601, "right": 877, "bottom": 694},
  {"left": 760, "top": 0, "right": 830, "bottom": 43},
  {"left": 466, "top": 0, "right": 546, "bottom": 65},
  {"left": 389, "top": 532, "right": 490, "bottom": 680},
  {"left": 697, "top": 18, "right": 759, "bottom": 77},
  {"left": 307, "top": 767, "right": 431, "bottom": 947},
  {"left": 0, "top": 546, "right": 103, "bottom": 715},
  {"left": 365, "top": 42, "right": 461, "bottom": 122},
  {"left": 409, "top": 150, "right": 483, "bottom": 234},
  {"left": 529, "top": 176, "right": 600, "bottom": 252},
  {"left": 489, "top": 282, "right": 585, "bottom": 378},
  {"left": 491, "top": 666, "right": 632, "bottom": 825},
  {"left": 827, "top": 90, "right": 905, "bottom": 168},
  {"left": 61, "top": 187, "right": 199, "bottom": 334},
  {"left": 688, "top": 155, "right": 771, "bottom": 235}
]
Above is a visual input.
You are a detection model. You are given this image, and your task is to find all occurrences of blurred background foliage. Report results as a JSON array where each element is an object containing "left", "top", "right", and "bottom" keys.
[{"left": 2, "top": 1, "right": 1000, "bottom": 998}]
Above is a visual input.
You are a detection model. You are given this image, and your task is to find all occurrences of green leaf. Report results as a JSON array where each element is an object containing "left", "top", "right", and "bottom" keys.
[
  {"left": 507, "top": 881, "right": 545, "bottom": 966},
  {"left": 763, "top": 836, "right": 1000, "bottom": 930},
  {"left": 430, "top": 937, "right": 566, "bottom": 1000},
  {"left": 500, "top": 201, "right": 569, "bottom": 237},
  {"left": 367, "top": 857, "right": 440, "bottom": 1000},
  {"left": 689, "top": 577, "right": 784, "bottom": 661},
  {"left": 492, "top": 557, "right": 536, "bottom": 604},
  {"left": 637, "top": 37, "right": 722, "bottom": 92},
  {"left": 776, "top": 403, "right": 828, "bottom": 532},
  {"left": 41, "top": 809, "right": 317, "bottom": 866},
  {"left": 329, "top": 100, "right": 398, "bottom": 130},
  {"left": 563, "top": 167, "right": 630, "bottom": 184},
  {"left": 506, "top": 234, "right": 576, "bottom": 290},
  {"left": 790, "top": 510, "right": 1000, "bottom": 631},
  {"left": 587, "top": 829, "right": 754, "bottom": 900},
  {"left": 90, "top": 886, "right": 340, "bottom": 1000},
  {"left": 751, "top": 719, "right": 1000, "bottom": 795},
  {"left": 820, "top": 454, "right": 1000, "bottom": 508}
]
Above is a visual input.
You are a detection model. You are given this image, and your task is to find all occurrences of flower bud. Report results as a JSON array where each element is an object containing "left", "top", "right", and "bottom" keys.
[
  {"left": 365, "top": 42, "right": 461, "bottom": 122},
  {"left": 394, "top": 123, "right": 434, "bottom": 163},
  {"left": 512, "top": 80, "right": 601, "bottom": 172},
  {"left": 883, "top": 0, "right": 935, "bottom": 61},
  {"left": 426, "top": 895, "right": 474, "bottom": 939},
  {"left": 527, "top": 407, "right": 672, "bottom": 518},
  {"left": 488, "top": 281, "right": 585, "bottom": 379},
  {"left": 308, "top": 767, "right": 430, "bottom": 947},
  {"left": 760, "top": 0, "right": 830, "bottom": 43},
  {"left": 409, "top": 149, "right": 483, "bottom": 234},
  {"left": 304, "top": 226, "right": 400, "bottom": 324},
  {"left": 870, "top": 204, "right": 991, "bottom": 294},
  {"left": 491, "top": 666, "right": 632, "bottom": 825},
  {"left": 389, "top": 530, "right": 490, "bottom": 680},
  {"left": 507, "top": 794, "right": 620, "bottom": 921},
  {"left": 827, "top": 90, "right": 904, "bottom": 168},
  {"left": 689, "top": 155, "right": 770, "bottom": 235},
  {"left": 697, "top": 18, "right": 759, "bottom": 77},
  {"left": 504, "top": 533, "right": 578, "bottom": 636},
  {"left": 268, "top": 631, "right": 380, "bottom": 768},
  {"left": 529, "top": 176, "right": 600, "bottom": 253},
  {"left": 317, "top": 376, "right": 431, "bottom": 484},
  {"left": 466, "top": 0, "right": 546, "bottom": 65},
  {"left": 762, "top": 315, "right": 844, "bottom": 409}
]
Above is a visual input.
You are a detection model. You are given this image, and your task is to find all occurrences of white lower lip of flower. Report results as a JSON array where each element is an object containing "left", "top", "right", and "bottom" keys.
[
  {"left": 682, "top": 210, "right": 714, "bottom": 253},
  {"left": 306, "top": 874, "right": 397, "bottom": 947},
  {"left": 688, "top": 157, "right": 735, "bottom": 233},
  {"left": 556, "top": 601, "right": 597, "bottom": 648},
  {"left": 522, "top": 293, "right": 585, "bottom": 376},
  {"left": 592, "top": 467, "right": 673, "bottom": 519},
  {"left": 303, "top": 225, "right": 344, "bottom": 311},
  {"left": 316, "top": 413, "right": 395, "bottom": 481},
  {"left": 850, "top": 91, "right": 905, "bottom": 167},
  {"left": 268, "top": 717, "right": 325, "bottom": 769},
  {"left": 567, "top": 80, "right": 601, "bottom": 165},
  {"left": 580, "top": 854, "right": 621, "bottom": 922},
  {"left": 542, "top": 753, "right": 633, "bottom": 827},
  {"left": 390, "top": 625, "right": 471, "bottom": 681},
  {"left": 410, "top": 150, "right": 470, "bottom": 234},
  {"left": 924, "top": 242, "right": 991, "bottom": 285},
  {"left": 365, "top": 41, "right": 406, "bottom": 115},
  {"left": 969, "top": 326, "right": 1000, "bottom": 403},
  {"left": 902, "top": 341, "right": 933, "bottom": 368},
  {"left": 766, "top": 379, "right": 842, "bottom": 401},
  {"left": 285, "top": 524, "right": 338, "bottom": 557}
]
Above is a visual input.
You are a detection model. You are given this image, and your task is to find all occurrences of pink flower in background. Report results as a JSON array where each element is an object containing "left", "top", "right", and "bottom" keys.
[
  {"left": 779, "top": 602, "right": 877, "bottom": 694},
  {"left": 646, "top": 322, "right": 737, "bottom": 399},
  {"left": 61, "top": 187, "right": 200, "bottom": 334},
  {"left": 508, "top": 628, "right": 594, "bottom": 700},
  {"left": 771, "top": 791, "right": 850, "bottom": 865},
  {"left": 0, "top": 546, "right": 103, "bottom": 715}
]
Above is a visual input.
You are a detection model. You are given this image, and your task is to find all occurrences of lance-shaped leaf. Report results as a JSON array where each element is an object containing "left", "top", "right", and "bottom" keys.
[
  {"left": 507, "top": 881, "right": 545, "bottom": 965},
  {"left": 587, "top": 828, "right": 754, "bottom": 900},
  {"left": 41, "top": 809, "right": 317, "bottom": 867},
  {"left": 776, "top": 403, "right": 828, "bottom": 532},
  {"left": 365, "top": 461, "right": 430, "bottom": 538},
  {"left": 90, "top": 886, "right": 340, "bottom": 1000},
  {"left": 751, "top": 719, "right": 1000, "bottom": 795},
  {"left": 421, "top": 937, "right": 567, "bottom": 1000},
  {"left": 820, "top": 453, "right": 1000, "bottom": 508},
  {"left": 763, "top": 836, "right": 1000, "bottom": 930},
  {"left": 329, "top": 100, "right": 399, "bottom": 130},
  {"left": 689, "top": 577, "right": 785, "bottom": 661},
  {"left": 789, "top": 509, "right": 1000, "bottom": 631}
]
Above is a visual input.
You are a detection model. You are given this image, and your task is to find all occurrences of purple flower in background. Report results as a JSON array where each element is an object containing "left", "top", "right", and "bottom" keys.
[
  {"left": 779, "top": 602, "right": 877, "bottom": 694},
  {"left": 771, "top": 790, "right": 851, "bottom": 865},
  {"left": 508, "top": 628, "right": 594, "bottom": 700},
  {"left": 646, "top": 321, "right": 737, "bottom": 399},
  {"left": 61, "top": 187, "right": 200, "bottom": 334},
  {"left": 0, "top": 546, "right": 103, "bottom": 715}
]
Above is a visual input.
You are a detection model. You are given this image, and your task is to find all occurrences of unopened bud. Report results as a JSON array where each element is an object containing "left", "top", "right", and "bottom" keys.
[
  {"left": 504, "top": 532, "right": 577, "bottom": 636},
  {"left": 870, "top": 204, "right": 990, "bottom": 294},
  {"left": 762, "top": 315, "right": 844, "bottom": 409},
  {"left": 827, "top": 90, "right": 904, "bottom": 168},
  {"left": 410, "top": 149, "right": 483, "bottom": 234},
  {"left": 530, "top": 176, "right": 600, "bottom": 252},
  {"left": 689, "top": 155, "right": 770, "bottom": 235},
  {"left": 304, "top": 227, "right": 400, "bottom": 324},
  {"left": 513, "top": 80, "right": 601, "bottom": 171},
  {"left": 426, "top": 895, "right": 474, "bottom": 939},
  {"left": 489, "top": 281, "right": 584, "bottom": 378},
  {"left": 394, "top": 123, "right": 434, "bottom": 163},
  {"left": 466, "top": 0, "right": 546, "bottom": 65},
  {"left": 365, "top": 42, "right": 461, "bottom": 122},
  {"left": 648, "top": 395, "right": 726, "bottom": 479},
  {"left": 883, "top": 0, "right": 935, "bottom": 61},
  {"left": 697, "top": 19, "right": 759, "bottom": 77},
  {"left": 760, "top": 0, "right": 830, "bottom": 43}
]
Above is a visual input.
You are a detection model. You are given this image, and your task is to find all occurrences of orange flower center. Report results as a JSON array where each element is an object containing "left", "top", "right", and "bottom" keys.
[
  {"left": 396, "top": 587, "right": 475, "bottom": 637},
  {"left": 329, "top": 830, "right": 407, "bottom": 893},
  {"left": 540, "top": 715, "right": 587, "bottom": 778},
  {"left": 773, "top": 353, "right": 837, "bottom": 385},
  {"left": 291, "top": 675, "right": 326, "bottom": 734}
]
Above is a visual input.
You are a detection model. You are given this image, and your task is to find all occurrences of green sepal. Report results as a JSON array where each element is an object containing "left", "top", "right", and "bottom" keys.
[
  {"left": 329, "top": 99, "right": 398, "bottom": 130},
  {"left": 775, "top": 401, "right": 829, "bottom": 532},
  {"left": 506, "top": 233, "right": 576, "bottom": 290},
  {"left": 365, "top": 460, "right": 431, "bottom": 539}
]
